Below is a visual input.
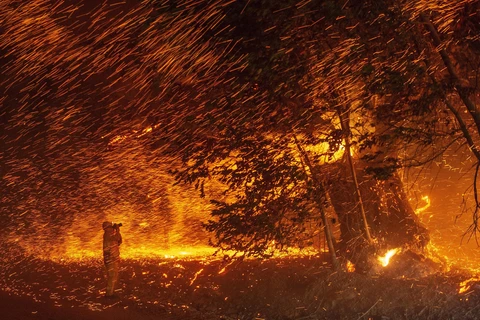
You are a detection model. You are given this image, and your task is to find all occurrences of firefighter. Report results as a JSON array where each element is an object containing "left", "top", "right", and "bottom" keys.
[{"left": 102, "top": 221, "right": 122, "bottom": 298}]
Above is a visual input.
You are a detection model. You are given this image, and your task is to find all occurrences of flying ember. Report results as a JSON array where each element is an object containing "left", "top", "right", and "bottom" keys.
[{"left": 1, "top": 0, "right": 480, "bottom": 319}]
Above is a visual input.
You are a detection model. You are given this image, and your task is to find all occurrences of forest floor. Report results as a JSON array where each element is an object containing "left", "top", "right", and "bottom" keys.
[{"left": 1, "top": 243, "right": 480, "bottom": 320}]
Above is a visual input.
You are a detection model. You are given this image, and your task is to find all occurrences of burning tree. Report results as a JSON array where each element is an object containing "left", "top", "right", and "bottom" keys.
[{"left": 161, "top": 0, "right": 480, "bottom": 272}]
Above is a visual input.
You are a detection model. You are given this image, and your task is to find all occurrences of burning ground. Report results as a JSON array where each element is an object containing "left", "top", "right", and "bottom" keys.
[{"left": 2, "top": 240, "right": 480, "bottom": 320}]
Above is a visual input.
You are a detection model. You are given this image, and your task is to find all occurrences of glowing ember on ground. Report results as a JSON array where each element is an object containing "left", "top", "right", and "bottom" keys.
[
  {"left": 346, "top": 260, "right": 355, "bottom": 272},
  {"left": 189, "top": 268, "right": 204, "bottom": 286},
  {"left": 378, "top": 248, "right": 400, "bottom": 267},
  {"left": 458, "top": 276, "right": 480, "bottom": 294}
]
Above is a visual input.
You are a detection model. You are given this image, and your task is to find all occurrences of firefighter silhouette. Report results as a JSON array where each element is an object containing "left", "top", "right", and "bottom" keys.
[{"left": 102, "top": 221, "right": 122, "bottom": 298}]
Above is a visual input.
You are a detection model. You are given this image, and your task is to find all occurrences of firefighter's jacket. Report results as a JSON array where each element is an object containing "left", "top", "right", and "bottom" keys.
[{"left": 103, "top": 223, "right": 122, "bottom": 265}]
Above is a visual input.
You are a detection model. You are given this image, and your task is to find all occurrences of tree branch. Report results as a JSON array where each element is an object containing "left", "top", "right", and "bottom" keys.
[{"left": 420, "top": 12, "right": 480, "bottom": 138}]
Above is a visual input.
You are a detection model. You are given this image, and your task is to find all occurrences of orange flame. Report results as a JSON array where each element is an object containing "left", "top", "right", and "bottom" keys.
[
  {"left": 415, "top": 195, "right": 431, "bottom": 215},
  {"left": 346, "top": 260, "right": 355, "bottom": 272},
  {"left": 378, "top": 248, "right": 400, "bottom": 267},
  {"left": 189, "top": 268, "right": 204, "bottom": 286},
  {"left": 459, "top": 276, "right": 480, "bottom": 294},
  {"left": 218, "top": 259, "right": 236, "bottom": 275}
]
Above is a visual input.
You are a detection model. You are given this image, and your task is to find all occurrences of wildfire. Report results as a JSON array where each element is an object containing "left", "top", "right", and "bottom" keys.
[
  {"left": 346, "top": 260, "right": 355, "bottom": 272},
  {"left": 415, "top": 195, "right": 431, "bottom": 215},
  {"left": 378, "top": 248, "right": 400, "bottom": 267},
  {"left": 459, "top": 276, "right": 480, "bottom": 294},
  {"left": 189, "top": 268, "right": 204, "bottom": 286},
  {"left": 61, "top": 246, "right": 217, "bottom": 262}
]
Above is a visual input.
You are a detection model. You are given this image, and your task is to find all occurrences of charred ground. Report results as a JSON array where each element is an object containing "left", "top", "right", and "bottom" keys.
[{"left": 1, "top": 243, "right": 480, "bottom": 320}]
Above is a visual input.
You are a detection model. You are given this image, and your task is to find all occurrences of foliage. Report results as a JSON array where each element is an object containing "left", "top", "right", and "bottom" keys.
[
  {"left": 159, "top": 0, "right": 480, "bottom": 257},
  {"left": 202, "top": 135, "right": 329, "bottom": 257}
]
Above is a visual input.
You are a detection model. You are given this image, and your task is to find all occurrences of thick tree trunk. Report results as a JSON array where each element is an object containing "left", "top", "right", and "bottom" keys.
[
  {"left": 327, "top": 160, "right": 429, "bottom": 273},
  {"left": 364, "top": 172, "right": 429, "bottom": 248}
]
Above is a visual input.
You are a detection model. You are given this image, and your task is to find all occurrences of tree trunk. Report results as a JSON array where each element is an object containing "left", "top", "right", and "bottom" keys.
[
  {"left": 294, "top": 135, "right": 341, "bottom": 271},
  {"left": 315, "top": 188, "right": 341, "bottom": 271},
  {"left": 326, "top": 160, "right": 429, "bottom": 273},
  {"left": 337, "top": 107, "right": 373, "bottom": 245}
]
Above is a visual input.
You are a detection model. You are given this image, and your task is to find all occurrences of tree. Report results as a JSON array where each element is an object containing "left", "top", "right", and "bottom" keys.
[
  {"left": 160, "top": 0, "right": 480, "bottom": 272},
  {"left": 160, "top": 0, "right": 443, "bottom": 270},
  {"left": 415, "top": 3, "right": 480, "bottom": 240}
]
